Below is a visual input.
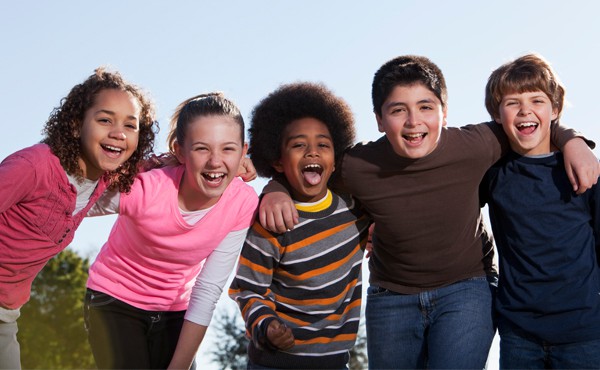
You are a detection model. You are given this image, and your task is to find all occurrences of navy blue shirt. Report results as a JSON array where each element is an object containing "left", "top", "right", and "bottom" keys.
[{"left": 481, "top": 151, "right": 600, "bottom": 343}]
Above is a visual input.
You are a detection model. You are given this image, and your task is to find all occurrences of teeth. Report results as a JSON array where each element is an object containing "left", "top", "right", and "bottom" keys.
[
  {"left": 404, "top": 133, "right": 425, "bottom": 138},
  {"left": 517, "top": 122, "right": 538, "bottom": 128},
  {"left": 103, "top": 145, "right": 123, "bottom": 152},
  {"left": 303, "top": 164, "right": 322, "bottom": 170},
  {"left": 204, "top": 172, "right": 225, "bottom": 178}
]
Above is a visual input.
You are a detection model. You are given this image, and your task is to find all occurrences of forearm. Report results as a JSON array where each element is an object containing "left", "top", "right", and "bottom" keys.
[{"left": 167, "top": 320, "right": 207, "bottom": 370}]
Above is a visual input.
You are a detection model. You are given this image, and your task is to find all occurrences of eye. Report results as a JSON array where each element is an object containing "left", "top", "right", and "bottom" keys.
[
  {"left": 318, "top": 142, "right": 332, "bottom": 148},
  {"left": 420, "top": 105, "right": 433, "bottom": 111},
  {"left": 125, "top": 122, "right": 139, "bottom": 130},
  {"left": 291, "top": 142, "right": 306, "bottom": 149},
  {"left": 98, "top": 118, "right": 111, "bottom": 124}
]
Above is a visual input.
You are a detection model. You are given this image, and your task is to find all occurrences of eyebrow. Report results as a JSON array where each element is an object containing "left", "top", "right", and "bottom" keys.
[
  {"left": 386, "top": 98, "right": 437, "bottom": 108},
  {"left": 95, "top": 109, "right": 139, "bottom": 121},
  {"left": 285, "top": 133, "right": 333, "bottom": 142}
]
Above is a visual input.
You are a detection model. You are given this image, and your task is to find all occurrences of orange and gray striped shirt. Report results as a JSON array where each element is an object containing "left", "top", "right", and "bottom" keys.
[{"left": 229, "top": 190, "right": 371, "bottom": 369}]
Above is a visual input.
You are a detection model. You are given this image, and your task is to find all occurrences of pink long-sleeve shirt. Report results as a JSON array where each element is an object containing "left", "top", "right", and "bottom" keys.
[
  {"left": 87, "top": 165, "right": 258, "bottom": 313},
  {"left": 0, "top": 144, "right": 108, "bottom": 309}
]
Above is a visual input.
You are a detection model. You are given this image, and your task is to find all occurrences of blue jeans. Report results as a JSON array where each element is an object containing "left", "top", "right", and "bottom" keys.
[
  {"left": 366, "top": 276, "right": 495, "bottom": 369},
  {"left": 499, "top": 319, "right": 600, "bottom": 369}
]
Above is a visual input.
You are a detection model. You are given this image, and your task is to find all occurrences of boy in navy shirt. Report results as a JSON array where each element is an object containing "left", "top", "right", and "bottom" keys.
[{"left": 481, "top": 53, "right": 600, "bottom": 369}]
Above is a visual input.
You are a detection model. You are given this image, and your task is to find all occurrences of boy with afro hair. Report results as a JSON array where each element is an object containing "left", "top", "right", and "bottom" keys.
[{"left": 229, "top": 82, "right": 371, "bottom": 369}]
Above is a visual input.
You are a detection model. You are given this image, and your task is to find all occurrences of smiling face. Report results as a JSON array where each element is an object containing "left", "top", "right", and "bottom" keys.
[
  {"left": 175, "top": 115, "right": 247, "bottom": 211},
  {"left": 496, "top": 90, "right": 557, "bottom": 156},
  {"left": 78, "top": 89, "right": 141, "bottom": 180},
  {"left": 376, "top": 83, "right": 447, "bottom": 159},
  {"left": 274, "top": 118, "right": 335, "bottom": 203}
]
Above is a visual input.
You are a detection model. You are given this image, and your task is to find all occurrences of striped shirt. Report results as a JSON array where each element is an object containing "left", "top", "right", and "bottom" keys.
[{"left": 229, "top": 190, "right": 370, "bottom": 369}]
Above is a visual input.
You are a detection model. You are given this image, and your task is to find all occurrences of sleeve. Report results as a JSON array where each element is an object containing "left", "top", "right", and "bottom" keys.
[
  {"left": 86, "top": 187, "right": 120, "bottom": 217},
  {"left": 228, "top": 222, "right": 283, "bottom": 350},
  {"left": 551, "top": 120, "right": 596, "bottom": 150},
  {"left": 184, "top": 227, "right": 249, "bottom": 326},
  {"left": 0, "top": 152, "right": 37, "bottom": 213}
]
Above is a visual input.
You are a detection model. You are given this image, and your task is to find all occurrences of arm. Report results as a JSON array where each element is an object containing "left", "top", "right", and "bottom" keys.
[
  {"left": 228, "top": 224, "right": 294, "bottom": 351},
  {"left": 550, "top": 121, "right": 599, "bottom": 194},
  {"left": 238, "top": 157, "right": 257, "bottom": 182},
  {"left": 86, "top": 187, "right": 120, "bottom": 216},
  {"left": 0, "top": 152, "right": 36, "bottom": 213},
  {"left": 260, "top": 178, "right": 299, "bottom": 233},
  {"left": 168, "top": 228, "right": 249, "bottom": 370}
]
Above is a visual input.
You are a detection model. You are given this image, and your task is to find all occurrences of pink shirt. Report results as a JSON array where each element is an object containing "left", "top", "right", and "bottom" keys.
[
  {"left": 87, "top": 165, "right": 258, "bottom": 311},
  {"left": 0, "top": 144, "right": 108, "bottom": 309}
]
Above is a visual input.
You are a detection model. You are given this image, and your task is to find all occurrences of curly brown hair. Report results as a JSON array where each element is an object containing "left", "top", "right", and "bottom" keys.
[
  {"left": 249, "top": 82, "right": 355, "bottom": 179},
  {"left": 42, "top": 67, "right": 158, "bottom": 192}
]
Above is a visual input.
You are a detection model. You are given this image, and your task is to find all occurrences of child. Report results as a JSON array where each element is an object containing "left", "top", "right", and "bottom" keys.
[
  {"left": 481, "top": 53, "right": 600, "bottom": 369},
  {"left": 83, "top": 92, "right": 259, "bottom": 369},
  {"left": 228, "top": 82, "right": 371, "bottom": 369},
  {"left": 260, "top": 56, "right": 599, "bottom": 369},
  {"left": 0, "top": 67, "right": 157, "bottom": 369}
]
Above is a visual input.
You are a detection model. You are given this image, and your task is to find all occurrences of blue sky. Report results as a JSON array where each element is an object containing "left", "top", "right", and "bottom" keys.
[{"left": 1, "top": 1, "right": 599, "bottom": 368}]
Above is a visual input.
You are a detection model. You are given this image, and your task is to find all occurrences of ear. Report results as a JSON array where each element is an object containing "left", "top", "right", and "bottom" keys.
[
  {"left": 442, "top": 106, "right": 448, "bottom": 127},
  {"left": 242, "top": 142, "right": 249, "bottom": 157},
  {"left": 551, "top": 107, "right": 559, "bottom": 121},
  {"left": 174, "top": 141, "right": 185, "bottom": 164},
  {"left": 272, "top": 159, "right": 285, "bottom": 173},
  {"left": 494, "top": 116, "right": 503, "bottom": 124},
  {"left": 375, "top": 113, "right": 385, "bottom": 133}
]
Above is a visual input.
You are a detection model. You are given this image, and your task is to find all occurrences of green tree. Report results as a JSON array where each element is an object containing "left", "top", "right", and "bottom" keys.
[
  {"left": 19, "top": 249, "right": 95, "bottom": 369},
  {"left": 208, "top": 309, "right": 248, "bottom": 370}
]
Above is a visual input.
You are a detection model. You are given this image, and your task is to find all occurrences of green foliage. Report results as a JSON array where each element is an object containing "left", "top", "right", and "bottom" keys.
[
  {"left": 19, "top": 249, "right": 95, "bottom": 369},
  {"left": 208, "top": 309, "right": 249, "bottom": 370}
]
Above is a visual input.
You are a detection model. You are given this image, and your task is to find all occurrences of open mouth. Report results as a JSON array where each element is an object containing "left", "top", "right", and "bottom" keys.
[
  {"left": 517, "top": 122, "right": 538, "bottom": 135},
  {"left": 302, "top": 164, "right": 323, "bottom": 186},
  {"left": 101, "top": 144, "right": 124, "bottom": 157},
  {"left": 202, "top": 172, "right": 226, "bottom": 184},
  {"left": 403, "top": 132, "right": 427, "bottom": 143}
]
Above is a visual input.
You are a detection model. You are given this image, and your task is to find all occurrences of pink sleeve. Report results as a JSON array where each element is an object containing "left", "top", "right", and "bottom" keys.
[{"left": 0, "top": 152, "right": 37, "bottom": 213}]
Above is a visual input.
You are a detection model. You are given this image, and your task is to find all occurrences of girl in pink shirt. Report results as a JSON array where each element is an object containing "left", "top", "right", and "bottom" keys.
[
  {"left": 0, "top": 68, "right": 157, "bottom": 369},
  {"left": 84, "top": 93, "right": 259, "bottom": 369}
]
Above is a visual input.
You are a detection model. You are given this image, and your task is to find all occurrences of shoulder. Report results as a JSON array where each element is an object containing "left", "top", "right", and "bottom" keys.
[
  {"left": 224, "top": 178, "right": 259, "bottom": 204},
  {"left": 3, "top": 143, "right": 56, "bottom": 164}
]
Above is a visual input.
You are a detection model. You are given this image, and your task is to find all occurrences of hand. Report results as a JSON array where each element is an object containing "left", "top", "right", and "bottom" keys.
[
  {"left": 259, "top": 192, "right": 299, "bottom": 233},
  {"left": 266, "top": 320, "right": 295, "bottom": 350},
  {"left": 365, "top": 223, "right": 375, "bottom": 258},
  {"left": 563, "top": 138, "right": 600, "bottom": 194},
  {"left": 238, "top": 157, "right": 257, "bottom": 182}
]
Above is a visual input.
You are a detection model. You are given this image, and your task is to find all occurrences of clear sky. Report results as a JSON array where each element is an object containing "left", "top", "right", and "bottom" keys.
[{"left": 1, "top": 1, "right": 599, "bottom": 368}]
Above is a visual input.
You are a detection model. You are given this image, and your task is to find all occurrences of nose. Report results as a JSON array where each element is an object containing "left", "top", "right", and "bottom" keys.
[
  {"left": 109, "top": 128, "right": 126, "bottom": 140},
  {"left": 518, "top": 102, "right": 531, "bottom": 116},
  {"left": 406, "top": 110, "right": 418, "bottom": 127},
  {"left": 206, "top": 152, "right": 222, "bottom": 167},
  {"left": 305, "top": 144, "right": 320, "bottom": 158}
]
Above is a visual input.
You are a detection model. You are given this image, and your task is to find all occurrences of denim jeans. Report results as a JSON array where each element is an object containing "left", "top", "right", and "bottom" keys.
[
  {"left": 499, "top": 319, "right": 600, "bottom": 369},
  {"left": 84, "top": 289, "right": 190, "bottom": 369},
  {"left": 366, "top": 276, "right": 495, "bottom": 369}
]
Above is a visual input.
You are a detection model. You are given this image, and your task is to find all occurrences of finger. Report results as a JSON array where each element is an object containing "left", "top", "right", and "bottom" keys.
[{"left": 564, "top": 162, "right": 579, "bottom": 193}]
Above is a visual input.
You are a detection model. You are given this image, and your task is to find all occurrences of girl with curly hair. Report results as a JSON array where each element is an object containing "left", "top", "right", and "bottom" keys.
[
  {"left": 83, "top": 93, "right": 258, "bottom": 369},
  {"left": 0, "top": 67, "right": 158, "bottom": 369}
]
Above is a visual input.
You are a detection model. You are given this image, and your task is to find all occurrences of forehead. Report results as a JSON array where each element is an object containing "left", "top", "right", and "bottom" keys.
[
  {"left": 282, "top": 117, "right": 331, "bottom": 138},
  {"left": 385, "top": 83, "right": 442, "bottom": 104}
]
